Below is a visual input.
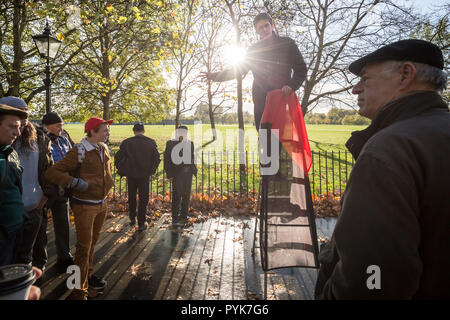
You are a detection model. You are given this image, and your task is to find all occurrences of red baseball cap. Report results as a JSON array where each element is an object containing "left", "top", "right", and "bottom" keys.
[{"left": 85, "top": 117, "right": 113, "bottom": 133}]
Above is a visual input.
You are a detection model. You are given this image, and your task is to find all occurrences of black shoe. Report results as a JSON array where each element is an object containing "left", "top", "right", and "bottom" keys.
[
  {"left": 88, "top": 275, "right": 107, "bottom": 291},
  {"left": 138, "top": 222, "right": 148, "bottom": 232},
  {"left": 55, "top": 258, "right": 74, "bottom": 274},
  {"left": 130, "top": 218, "right": 136, "bottom": 227}
]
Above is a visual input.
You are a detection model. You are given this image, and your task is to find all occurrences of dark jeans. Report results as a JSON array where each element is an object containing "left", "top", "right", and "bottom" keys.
[
  {"left": 0, "top": 227, "right": 23, "bottom": 266},
  {"left": 15, "top": 208, "right": 48, "bottom": 269},
  {"left": 171, "top": 170, "right": 193, "bottom": 223},
  {"left": 48, "top": 196, "right": 73, "bottom": 262},
  {"left": 127, "top": 176, "right": 150, "bottom": 226}
]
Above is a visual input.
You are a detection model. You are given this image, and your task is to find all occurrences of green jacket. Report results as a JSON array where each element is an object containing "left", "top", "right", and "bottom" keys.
[{"left": 0, "top": 145, "right": 25, "bottom": 237}]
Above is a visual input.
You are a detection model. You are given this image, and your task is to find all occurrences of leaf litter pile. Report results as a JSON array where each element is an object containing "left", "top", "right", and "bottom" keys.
[{"left": 312, "top": 193, "right": 341, "bottom": 218}]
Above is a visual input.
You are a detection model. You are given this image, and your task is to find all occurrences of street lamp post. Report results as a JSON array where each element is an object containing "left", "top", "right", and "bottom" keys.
[{"left": 32, "top": 21, "right": 62, "bottom": 114}]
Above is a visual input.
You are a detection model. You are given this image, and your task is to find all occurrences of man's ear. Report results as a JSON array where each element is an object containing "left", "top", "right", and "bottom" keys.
[{"left": 399, "top": 62, "right": 417, "bottom": 90}]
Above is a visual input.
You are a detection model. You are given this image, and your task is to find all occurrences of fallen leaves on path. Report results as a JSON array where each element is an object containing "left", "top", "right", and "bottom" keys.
[{"left": 128, "top": 262, "right": 152, "bottom": 280}]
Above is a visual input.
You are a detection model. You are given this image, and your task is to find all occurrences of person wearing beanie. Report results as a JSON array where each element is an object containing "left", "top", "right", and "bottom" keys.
[
  {"left": 315, "top": 39, "right": 450, "bottom": 299},
  {"left": 115, "top": 123, "right": 160, "bottom": 231},
  {"left": 44, "top": 117, "right": 114, "bottom": 300},
  {"left": 41, "top": 112, "right": 75, "bottom": 273}
]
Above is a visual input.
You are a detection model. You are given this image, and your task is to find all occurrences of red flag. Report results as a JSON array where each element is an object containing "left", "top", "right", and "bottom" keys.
[{"left": 260, "top": 89, "right": 312, "bottom": 174}]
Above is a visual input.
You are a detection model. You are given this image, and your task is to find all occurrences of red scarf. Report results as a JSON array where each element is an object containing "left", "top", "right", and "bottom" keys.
[{"left": 260, "top": 89, "right": 312, "bottom": 174}]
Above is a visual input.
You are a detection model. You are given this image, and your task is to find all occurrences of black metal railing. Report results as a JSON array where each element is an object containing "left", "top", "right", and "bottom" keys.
[{"left": 111, "top": 150, "right": 354, "bottom": 199}]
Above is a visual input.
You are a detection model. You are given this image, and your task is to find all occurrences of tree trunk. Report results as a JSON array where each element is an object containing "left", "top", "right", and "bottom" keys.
[
  {"left": 9, "top": 0, "right": 25, "bottom": 97},
  {"left": 207, "top": 82, "right": 217, "bottom": 141},
  {"left": 226, "top": 0, "right": 247, "bottom": 193}
]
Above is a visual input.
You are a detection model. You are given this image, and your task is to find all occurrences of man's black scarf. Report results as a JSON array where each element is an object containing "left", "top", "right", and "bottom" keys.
[{"left": 346, "top": 91, "right": 448, "bottom": 160}]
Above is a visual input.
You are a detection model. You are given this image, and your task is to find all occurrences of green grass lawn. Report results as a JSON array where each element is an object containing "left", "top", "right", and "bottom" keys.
[
  {"left": 64, "top": 123, "right": 367, "bottom": 196},
  {"left": 64, "top": 123, "right": 367, "bottom": 152}
]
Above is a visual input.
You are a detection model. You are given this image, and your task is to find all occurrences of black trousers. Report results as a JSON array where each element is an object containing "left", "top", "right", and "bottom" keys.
[
  {"left": 15, "top": 208, "right": 48, "bottom": 269},
  {"left": 47, "top": 195, "right": 73, "bottom": 262},
  {"left": 127, "top": 176, "right": 150, "bottom": 226},
  {"left": 171, "top": 170, "right": 193, "bottom": 223}
]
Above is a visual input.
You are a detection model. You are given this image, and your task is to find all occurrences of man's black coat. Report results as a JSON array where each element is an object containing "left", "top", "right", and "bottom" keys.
[
  {"left": 115, "top": 134, "right": 160, "bottom": 178},
  {"left": 163, "top": 139, "right": 197, "bottom": 179}
]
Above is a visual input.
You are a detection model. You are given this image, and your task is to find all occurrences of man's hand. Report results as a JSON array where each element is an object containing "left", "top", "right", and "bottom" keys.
[
  {"left": 281, "top": 85, "right": 293, "bottom": 96},
  {"left": 36, "top": 195, "right": 48, "bottom": 210},
  {"left": 28, "top": 267, "right": 43, "bottom": 300},
  {"left": 200, "top": 72, "right": 216, "bottom": 81},
  {"left": 70, "top": 178, "right": 89, "bottom": 192}
]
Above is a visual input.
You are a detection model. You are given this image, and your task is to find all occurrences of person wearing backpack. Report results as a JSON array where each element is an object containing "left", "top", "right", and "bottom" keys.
[
  {"left": 44, "top": 117, "right": 114, "bottom": 300},
  {"left": 115, "top": 123, "right": 160, "bottom": 231}
]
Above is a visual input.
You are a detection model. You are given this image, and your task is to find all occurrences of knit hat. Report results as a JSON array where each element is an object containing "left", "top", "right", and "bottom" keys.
[{"left": 42, "top": 112, "right": 63, "bottom": 125}]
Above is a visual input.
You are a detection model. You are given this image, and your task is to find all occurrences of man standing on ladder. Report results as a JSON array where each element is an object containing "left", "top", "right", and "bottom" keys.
[{"left": 202, "top": 12, "right": 307, "bottom": 129}]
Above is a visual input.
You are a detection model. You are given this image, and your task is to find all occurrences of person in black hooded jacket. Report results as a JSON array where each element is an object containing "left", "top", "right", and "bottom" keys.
[{"left": 202, "top": 12, "right": 307, "bottom": 129}]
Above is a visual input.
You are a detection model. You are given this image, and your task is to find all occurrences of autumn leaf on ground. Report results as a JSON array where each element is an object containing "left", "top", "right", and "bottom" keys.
[
  {"left": 207, "top": 288, "right": 219, "bottom": 297},
  {"left": 106, "top": 211, "right": 116, "bottom": 219},
  {"left": 106, "top": 224, "right": 123, "bottom": 233},
  {"left": 129, "top": 262, "right": 152, "bottom": 279},
  {"left": 204, "top": 258, "right": 213, "bottom": 266}
]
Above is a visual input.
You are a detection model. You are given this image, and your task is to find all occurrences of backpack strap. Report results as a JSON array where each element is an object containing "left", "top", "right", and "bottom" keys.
[{"left": 73, "top": 143, "right": 86, "bottom": 178}]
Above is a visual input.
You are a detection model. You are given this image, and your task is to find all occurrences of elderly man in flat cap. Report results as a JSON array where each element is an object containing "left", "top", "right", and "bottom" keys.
[
  {"left": 315, "top": 39, "right": 449, "bottom": 299},
  {"left": 0, "top": 104, "right": 28, "bottom": 266}
]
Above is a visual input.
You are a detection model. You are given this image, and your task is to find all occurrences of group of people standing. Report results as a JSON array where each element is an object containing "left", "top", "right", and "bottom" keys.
[
  {"left": 1, "top": 11, "right": 449, "bottom": 301},
  {"left": 0, "top": 100, "right": 117, "bottom": 299},
  {"left": 0, "top": 98, "right": 199, "bottom": 300}
]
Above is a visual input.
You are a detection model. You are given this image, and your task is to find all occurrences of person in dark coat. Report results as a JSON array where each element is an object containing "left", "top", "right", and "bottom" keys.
[
  {"left": 202, "top": 12, "right": 307, "bottom": 129},
  {"left": 0, "top": 97, "right": 54, "bottom": 273},
  {"left": 315, "top": 39, "right": 450, "bottom": 299},
  {"left": 163, "top": 126, "right": 197, "bottom": 228},
  {"left": 40, "top": 112, "right": 75, "bottom": 273},
  {"left": 0, "top": 104, "right": 28, "bottom": 266},
  {"left": 115, "top": 123, "right": 160, "bottom": 231}
]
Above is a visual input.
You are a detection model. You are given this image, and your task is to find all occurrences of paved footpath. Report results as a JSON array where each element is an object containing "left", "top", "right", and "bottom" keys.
[{"left": 40, "top": 212, "right": 336, "bottom": 300}]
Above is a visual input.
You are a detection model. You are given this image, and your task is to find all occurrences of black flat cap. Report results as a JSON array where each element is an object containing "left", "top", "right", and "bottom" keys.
[
  {"left": 0, "top": 104, "right": 28, "bottom": 119},
  {"left": 133, "top": 123, "right": 145, "bottom": 131},
  {"left": 349, "top": 39, "right": 444, "bottom": 75},
  {"left": 42, "top": 112, "right": 63, "bottom": 125}
]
